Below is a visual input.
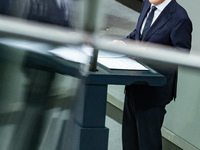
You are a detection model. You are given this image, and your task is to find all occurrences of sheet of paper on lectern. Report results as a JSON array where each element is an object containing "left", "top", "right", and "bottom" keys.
[
  {"left": 97, "top": 56, "right": 148, "bottom": 70},
  {"left": 49, "top": 45, "right": 93, "bottom": 64},
  {"left": 98, "top": 50, "right": 125, "bottom": 58}
]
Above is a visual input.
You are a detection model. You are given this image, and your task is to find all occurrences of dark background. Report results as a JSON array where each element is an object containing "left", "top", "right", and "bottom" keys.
[{"left": 115, "top": 0, "right": 143, "bottom": 12}]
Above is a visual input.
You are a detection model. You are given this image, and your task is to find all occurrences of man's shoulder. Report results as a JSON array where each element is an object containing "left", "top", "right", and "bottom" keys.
[
  {"left": 142, "top": 0, "right": 150, "bottom": 5},
  {"left": 141, "top": 0, "right": 150, "bottom": 10},
  {"left": 173, "top": 1, "right": 190, "bottom": 20}
]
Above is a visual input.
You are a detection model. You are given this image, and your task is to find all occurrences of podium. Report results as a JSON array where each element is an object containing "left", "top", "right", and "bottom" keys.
[
  {"left": 0, "top": 40, "right": 166, "bottom": 150},
  {"left": 61, "top": 63, "right": 166, "bottom": 150}
]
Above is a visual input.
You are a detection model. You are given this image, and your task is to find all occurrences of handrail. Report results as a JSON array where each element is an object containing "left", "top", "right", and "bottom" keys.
[
  {"left": 0, "top": 15, "right": 199, "bottom": 70},
  {"left": 0, "top": 15, "right": 85, "bottom": 46},
  {"left": 93, "top": 37, "right": 200, "bottom": 69}
]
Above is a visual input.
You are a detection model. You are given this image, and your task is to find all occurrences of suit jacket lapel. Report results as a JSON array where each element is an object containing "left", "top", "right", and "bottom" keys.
[
  {"left": 136, "top": 2, "right": 151, "bottom": 39},
  {"left": 143, "top": 0, "right": 176, "bottom": 41},
  {"left": 137, "top": 3, "right": 151, "bottom": 30}
]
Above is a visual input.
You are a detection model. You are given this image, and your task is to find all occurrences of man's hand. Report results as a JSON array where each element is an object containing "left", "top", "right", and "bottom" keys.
[{"left": 108, "top": 40, "right": 126, "bottom": 46}]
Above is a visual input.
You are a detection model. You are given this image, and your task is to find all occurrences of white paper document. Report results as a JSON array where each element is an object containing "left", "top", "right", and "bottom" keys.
[
  {"left": 49, "top": 45, "right": 93, "bottom": 64},
  {"left": 98, "top": 57, "right": 148, "bottom": 70},
  {"left": 98, "top": 50, "right": 125, "bottom": 58},
  {"left": 49, "top": 46, "right": 147, "bottom": 70}
]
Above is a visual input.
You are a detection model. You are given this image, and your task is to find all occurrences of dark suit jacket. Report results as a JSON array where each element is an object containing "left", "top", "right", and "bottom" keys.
[{"left": 125, "top": 0, "right": 192, "bottom": 106}]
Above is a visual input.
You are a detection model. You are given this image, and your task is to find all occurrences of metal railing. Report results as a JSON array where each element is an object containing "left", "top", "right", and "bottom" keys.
[{"left": 0, "top": 14, "right": 199, "bottom": 70}]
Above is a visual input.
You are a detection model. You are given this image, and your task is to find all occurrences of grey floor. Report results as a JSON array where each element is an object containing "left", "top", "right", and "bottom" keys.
[
  {"left": 100, "top": 0, "right": 139, "bottom": 39},
  {"left": 106, "top": 116, "right": 122, "bottom": 150}
]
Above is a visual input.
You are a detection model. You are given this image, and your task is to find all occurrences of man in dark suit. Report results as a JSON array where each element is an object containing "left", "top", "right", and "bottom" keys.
[{"left": 113, "top": 0, "right": 192, "bottom": 149}]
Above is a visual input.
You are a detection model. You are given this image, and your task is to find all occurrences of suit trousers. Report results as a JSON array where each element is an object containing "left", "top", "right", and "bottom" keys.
[{"left": 122, "top": 88, "right": 166, "bottom": 150}]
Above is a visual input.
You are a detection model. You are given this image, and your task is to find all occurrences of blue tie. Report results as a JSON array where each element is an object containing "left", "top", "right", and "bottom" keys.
[{"left": 141, "top": 6, "right": 157, "bottom": 40}]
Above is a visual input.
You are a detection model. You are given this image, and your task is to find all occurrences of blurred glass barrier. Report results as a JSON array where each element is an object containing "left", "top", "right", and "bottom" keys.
[
  {"left": 0, "top": 39, "right": 90, "bottom": 150},
  {"left": 0, "top": 0, "right": 72, "bottom": 27},
  {"left": 0, "top": 0, "right": 106, "bottom": 32}
]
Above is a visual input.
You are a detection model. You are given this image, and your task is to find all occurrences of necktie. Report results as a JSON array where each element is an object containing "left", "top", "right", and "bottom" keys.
[{"left": 141, "top": 6, "right": 157, "bottom": 40}]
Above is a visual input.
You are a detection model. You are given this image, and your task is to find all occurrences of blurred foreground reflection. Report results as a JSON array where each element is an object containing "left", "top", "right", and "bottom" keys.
[
  {"left": 0, "top": 39, "right": 88, "bottom": 150},
  {"left": 0, "top": 0, "right": 73, "bottom": 27}
]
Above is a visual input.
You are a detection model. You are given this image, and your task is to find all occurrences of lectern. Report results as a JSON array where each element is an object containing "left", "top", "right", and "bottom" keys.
[
  {"left": 0, "top": 39, "right": 166, "bottom": 150},
  {"left": 59, "top": 62, "right": 166, "bottom": 150}
]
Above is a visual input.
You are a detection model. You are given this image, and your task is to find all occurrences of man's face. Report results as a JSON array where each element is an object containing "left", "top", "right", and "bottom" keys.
[{"left": 149, "top": 0, "right": 165, "bottom": 6}]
